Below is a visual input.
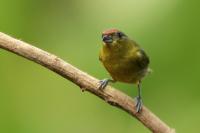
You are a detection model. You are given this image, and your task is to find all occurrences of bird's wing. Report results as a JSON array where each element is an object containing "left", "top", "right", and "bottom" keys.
[
  {"left": 135, "top": 49, "right": 150, "bottom": 69},
  {"left": 99, "top": 51, "right": 102, "bottom": 61},
  {"left": 129, "top": 48, "right": 149, "bottom": 70},
  {"left": 99, "top": 55, "right": 102, "bottom": 61}
]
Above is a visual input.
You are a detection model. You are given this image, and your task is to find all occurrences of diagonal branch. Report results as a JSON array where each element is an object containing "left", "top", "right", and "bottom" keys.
[{"left": 0, "top": 32, "right": 175, "bottom": 133}]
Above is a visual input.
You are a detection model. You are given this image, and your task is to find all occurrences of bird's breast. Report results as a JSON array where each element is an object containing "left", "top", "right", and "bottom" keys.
[{"left": 102, "top": 55, "right": 148, "bottom": 84}]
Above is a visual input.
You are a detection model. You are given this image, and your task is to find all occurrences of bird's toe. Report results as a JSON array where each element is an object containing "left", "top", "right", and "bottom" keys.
[
  {"left": 99, "top": 79, "right": 109, "bottom": 89},
  {"left": 135, "top": 96, "right": 142, "bottom": 113}
]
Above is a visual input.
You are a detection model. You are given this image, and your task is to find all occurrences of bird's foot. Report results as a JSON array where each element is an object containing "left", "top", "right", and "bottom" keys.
[
  {"left": 135, "top": 96, "right": 142, "bottom": 113},
  {"left": 99, "top": 79, "right": 110, "bottom": 90}
]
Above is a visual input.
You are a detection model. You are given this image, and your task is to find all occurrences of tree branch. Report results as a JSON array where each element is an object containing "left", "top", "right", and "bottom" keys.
[{"left": 0, "top": 32, "right": 175, "bottom": 133}]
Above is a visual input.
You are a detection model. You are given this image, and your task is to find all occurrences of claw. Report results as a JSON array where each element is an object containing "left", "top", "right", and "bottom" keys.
[
  {"left": 135, "top": 96, "right": 142, "bottom": 113},
  {"left": 99, "top": 79, "right": 109, "bottom": 89}
]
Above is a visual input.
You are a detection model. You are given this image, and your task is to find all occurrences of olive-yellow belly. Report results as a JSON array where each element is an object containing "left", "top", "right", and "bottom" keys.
[{"left": 102, "top": 59, "right": 147, "bottom": 84}]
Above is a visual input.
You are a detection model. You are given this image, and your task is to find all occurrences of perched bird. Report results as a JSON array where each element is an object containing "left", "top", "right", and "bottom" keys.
[{"left": 99, "top": 29, "right": 150, "bottom": 112}]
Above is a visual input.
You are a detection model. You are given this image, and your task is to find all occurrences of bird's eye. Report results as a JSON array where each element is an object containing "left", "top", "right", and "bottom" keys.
[{"left": 117, "top": 32, "right": 125, "bottom": 38}]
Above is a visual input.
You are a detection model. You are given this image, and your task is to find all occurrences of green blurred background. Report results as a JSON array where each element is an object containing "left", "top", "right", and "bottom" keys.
[{"left": 0, "top": 0, "right": 199, "bottom": 132}]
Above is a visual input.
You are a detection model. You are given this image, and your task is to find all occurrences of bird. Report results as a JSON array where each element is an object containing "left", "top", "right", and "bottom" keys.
[{"left": 99, "top": 28, "right": 150, "bottom": 112}]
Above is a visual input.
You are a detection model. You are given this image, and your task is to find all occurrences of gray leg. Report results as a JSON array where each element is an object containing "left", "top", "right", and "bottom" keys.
[
  {"left": 99, "top": 78, "right": 115, "bottom": 89},
  {"left": 135, "top": 80, "right": 142, "bottom": 113}
]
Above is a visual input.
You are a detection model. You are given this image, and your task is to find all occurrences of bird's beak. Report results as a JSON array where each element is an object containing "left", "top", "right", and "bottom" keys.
[{"left": 102, "top": 35, "right": 113, "bottom": 44}]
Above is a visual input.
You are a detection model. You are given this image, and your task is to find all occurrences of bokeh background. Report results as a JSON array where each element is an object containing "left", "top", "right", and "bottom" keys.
[{"left": 0, "top": 0, "right": 199, "bottom": 132}]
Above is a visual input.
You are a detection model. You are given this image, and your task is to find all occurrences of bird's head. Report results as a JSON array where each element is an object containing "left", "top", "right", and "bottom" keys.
[{"left": 102, "top": 29, "right": 127, "bottom": 46}]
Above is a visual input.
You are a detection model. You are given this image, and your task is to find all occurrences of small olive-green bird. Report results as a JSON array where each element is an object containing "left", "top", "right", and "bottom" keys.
[{"left": 99, "top": 29, "right": 150, "bottom": 112}]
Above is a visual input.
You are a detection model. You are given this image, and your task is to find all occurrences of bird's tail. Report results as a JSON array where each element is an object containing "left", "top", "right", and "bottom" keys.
[{"left": 147, "top": 68, "right": 153, "bottom": 74}]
